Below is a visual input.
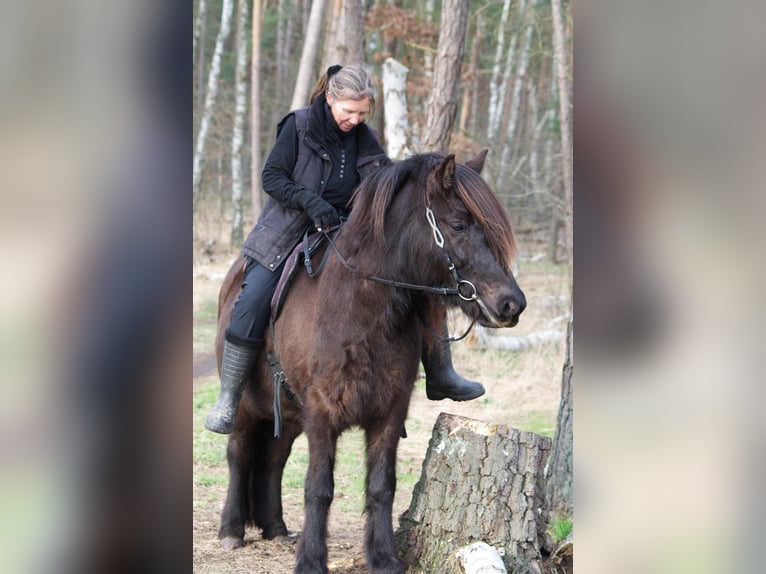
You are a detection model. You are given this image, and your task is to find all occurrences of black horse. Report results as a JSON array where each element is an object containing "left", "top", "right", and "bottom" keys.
[{"left": 214, "top": 152, "right": 526, "bottom": 574}]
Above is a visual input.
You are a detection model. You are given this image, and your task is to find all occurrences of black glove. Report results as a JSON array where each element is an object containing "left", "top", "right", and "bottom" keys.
[{"left": 294, "top": 189, "right": 340, "bottom": 230}]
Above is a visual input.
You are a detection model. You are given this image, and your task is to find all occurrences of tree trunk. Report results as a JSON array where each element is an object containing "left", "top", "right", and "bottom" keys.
[
  {"left": 420, "top": 0, "right": 470, "bottom": 153},
  {"left": 550, "top": 0, "right": 572, "bottom": 261},
  {"left": 381, "top": 57, "right": 410, "bottom": 160},
  {"left": 291, "top": 0, "right": 327, "bottom": 110},
  {"left": 251, "top": 0, "right": 264, "bottom": 222},
  {"left": 486, "top": 0, "right": 512, "bottom": 142},
  {"left": 322, "top": 0, "right": 341, "bottom": 67},
  {"left": 323, "top": 0, "right": 364, "bottom": 69},
  {"left": 458, "top": 12, "right": 483, "bottom": 135},
  {"left": 193, "top": 0, "right": 206, "bottom": 67},
  {"left": 194, "top": 0, "right": 208, "bottom": 124},
  {"left": 545, "top": 318, "right": 573, "bottom": 517},
  {"left": 230, "top": 0, "right": 249, "bottom": 246},
  {"left": 499, "top": 0, "right": 536, "bottom": 181},
  {"left": 546, "top": 0, "right": 573, "bottom": 519},
  {"left": 193, "top": 0, "right": 235, "bottom": 205},
  {"left": 398, "top": 413, "right": 552, "bottom": 574}
]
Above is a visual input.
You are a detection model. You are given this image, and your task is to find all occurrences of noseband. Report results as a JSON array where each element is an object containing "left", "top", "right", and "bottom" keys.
[{"left": 322, "top": 205, "right": 481, "bottom": 341}]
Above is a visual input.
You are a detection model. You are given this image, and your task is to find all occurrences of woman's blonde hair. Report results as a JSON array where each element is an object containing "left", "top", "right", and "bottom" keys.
[{"left": 309, "top": 64, "right": 376, "bottom": 119}]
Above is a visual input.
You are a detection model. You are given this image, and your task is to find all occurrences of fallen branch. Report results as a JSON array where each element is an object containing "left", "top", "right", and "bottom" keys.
[{"left": 474, "top": 326, "right": 564, "bottom": 351}]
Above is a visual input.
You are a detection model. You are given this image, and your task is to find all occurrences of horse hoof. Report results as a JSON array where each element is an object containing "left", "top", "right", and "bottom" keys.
[
  {"left": 221, "top": 536, "right": 243, "bottom": 551},
  {"left": 277, "top": 530, "right": 299, "bottom": 544}
]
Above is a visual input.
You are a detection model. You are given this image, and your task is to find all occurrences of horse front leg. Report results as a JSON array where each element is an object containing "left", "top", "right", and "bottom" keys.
[
  {"left": 364, "top": 419, "right": 407, "bottom": 574},
  {"left": 294, "top": 418, "right": 338, "bottom": 574}
]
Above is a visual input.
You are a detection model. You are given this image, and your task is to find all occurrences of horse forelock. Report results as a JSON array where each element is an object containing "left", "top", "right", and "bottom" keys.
[{"left": 454, "top": 165, "right": 517, "bottom": 274}]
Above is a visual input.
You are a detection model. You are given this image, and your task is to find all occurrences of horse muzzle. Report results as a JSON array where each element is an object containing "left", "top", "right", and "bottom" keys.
[{"left": 475, "top": 285, "right": 527, "bottom": 328}]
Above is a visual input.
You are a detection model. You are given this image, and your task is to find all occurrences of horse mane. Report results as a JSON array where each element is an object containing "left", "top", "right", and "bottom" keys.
[{"left": 349, "top": 153, "right": 516, "bottom": 273}]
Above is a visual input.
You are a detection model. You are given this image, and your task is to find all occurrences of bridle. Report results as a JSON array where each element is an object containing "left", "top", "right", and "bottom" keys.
[{"left": 321, "top": 205, "right": 481, "bottom": 342}]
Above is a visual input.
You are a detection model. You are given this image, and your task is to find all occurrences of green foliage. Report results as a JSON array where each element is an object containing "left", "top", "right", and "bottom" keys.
[{"left": 548, "top": 516, "right": 572, "bottom": 542}]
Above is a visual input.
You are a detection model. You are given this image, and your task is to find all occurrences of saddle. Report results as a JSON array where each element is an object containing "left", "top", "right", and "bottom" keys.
[{"left": 270, "top": 228, "right": 332, "bottom": 321}]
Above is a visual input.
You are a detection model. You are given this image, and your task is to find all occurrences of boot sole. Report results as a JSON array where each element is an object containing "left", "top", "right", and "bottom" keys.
[{"left": 426, "top": 385, "right": 486, "bottom": 402}]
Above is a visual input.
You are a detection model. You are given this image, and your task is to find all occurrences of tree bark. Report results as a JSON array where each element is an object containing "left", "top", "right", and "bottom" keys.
[
  {"left": 499, "top": 0, "right": 536, "bottom": 180},
  {"left": 398, "top": 413, "right": 552, "bottom": 574},
  {"left": 381, "top": 57, "right": 410, "bottom": 160},
  {"left": 546, "top": 0, "right": 573, "bottom": 519},
  {"left": 323, "top": 0, "right": 364, "bottom": 69},
  {"left": 486, "top": 0, "right": 512, "bottom": 142},
  {"left": 550, "top": 0, "right": 572, "bottom": 263},
  {"left": 420, "top": 0, "right": 470, "bottom": 153},
  {"left": 230, "top": 0, "right": 249, "bottom": 246},
  {"left": 193, "top": 0, "right": 235, "bottom": 205},
  {"left": 545, "top": 319, "right": 573, "bottom": 516},
  {"left": 291, "top": 0, "right": 327, "bottom": 110},
  {"left": 251, "top": 0, "right": 264, "bottom": 222},
  {"left": 194, "top": 0, "right": 208, "bottom": 124},
  {"left": 322, "top": 0, "right": 342, "bottom": 67},
  {"left": 459, "top": 11, "right": 483, "bottom": 135}
]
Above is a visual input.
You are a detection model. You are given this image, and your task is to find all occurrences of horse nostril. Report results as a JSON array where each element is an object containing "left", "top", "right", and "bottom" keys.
[{"left": 503, "top": 293, "right": 526, "bottom": 321}]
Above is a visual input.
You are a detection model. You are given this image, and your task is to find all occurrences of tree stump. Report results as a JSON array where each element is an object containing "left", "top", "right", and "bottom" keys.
[{"left": 397, "top": 413, "right": 552, "bottom": 574}]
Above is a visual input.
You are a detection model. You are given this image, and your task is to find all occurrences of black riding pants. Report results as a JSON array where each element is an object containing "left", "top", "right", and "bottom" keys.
[{"left": 225, "top": 256, "right": 286, "bottom": 348}]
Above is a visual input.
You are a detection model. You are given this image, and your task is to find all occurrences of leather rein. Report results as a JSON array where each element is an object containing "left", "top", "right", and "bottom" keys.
[{"left": 321, "top": 205, "right": 480, "bottom": 343}]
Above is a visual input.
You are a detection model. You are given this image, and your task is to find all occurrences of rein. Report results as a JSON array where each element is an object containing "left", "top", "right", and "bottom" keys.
[{"left": 322, "top": 205, "right": 480, "bottom": 342}]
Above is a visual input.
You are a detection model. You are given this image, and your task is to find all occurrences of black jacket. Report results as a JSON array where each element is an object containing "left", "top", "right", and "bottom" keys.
[{"left": 242, "top": 95, "right": 389, "bottom": 270}]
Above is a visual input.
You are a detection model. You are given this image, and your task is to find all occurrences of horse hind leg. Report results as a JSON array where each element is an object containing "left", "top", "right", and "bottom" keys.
[
  {"left": 218, "top": 418, "right": 259, "bottom": 550},
  {"left": 364, "top": 421, "right": 407, "bottom": 574},
  {"left": 258, "top": 421, "right": 301, "bottom": 540},
  {"left": 219, "top": 413, "right": 299, "bottom": 550}
]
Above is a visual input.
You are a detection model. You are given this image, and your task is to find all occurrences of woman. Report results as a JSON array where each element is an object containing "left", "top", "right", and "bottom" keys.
[{"left": 206, "top": 65, "right": 484, "bottom": 434}]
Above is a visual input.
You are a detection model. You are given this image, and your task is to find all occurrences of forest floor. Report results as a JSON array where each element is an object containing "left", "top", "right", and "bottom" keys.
[{"left": 192, "top": 238, "right": 568, "bottom": 574}]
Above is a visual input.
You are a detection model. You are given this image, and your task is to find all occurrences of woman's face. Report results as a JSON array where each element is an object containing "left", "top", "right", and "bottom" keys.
[{"left": 326, "top": 94, "right": 370, "bottom": 132}]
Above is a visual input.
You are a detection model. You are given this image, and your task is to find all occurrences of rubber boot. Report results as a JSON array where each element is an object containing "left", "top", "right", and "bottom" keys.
[
  {"left": 205, "top": 339, "right": 261, "bottom": 434},
  {"left": 423, "top": 323, "right": 485, "bottom": 402}
]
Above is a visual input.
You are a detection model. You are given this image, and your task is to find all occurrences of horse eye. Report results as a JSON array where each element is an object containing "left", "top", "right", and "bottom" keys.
[{"left": 449, "top": 221, "right": 466, "bottom": 233}]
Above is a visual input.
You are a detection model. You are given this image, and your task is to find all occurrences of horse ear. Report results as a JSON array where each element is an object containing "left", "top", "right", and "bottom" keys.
[
  {"left": 436, "top": 154, "right": 456, "bottom": 191},
  {"left": 465, "top": 149, "right": 489, "bottom": 174}
]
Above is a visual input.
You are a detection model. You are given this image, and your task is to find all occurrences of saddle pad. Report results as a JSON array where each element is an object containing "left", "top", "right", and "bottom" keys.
[{"left": 270, "top": 230, "right": 327, "bottom": 320}]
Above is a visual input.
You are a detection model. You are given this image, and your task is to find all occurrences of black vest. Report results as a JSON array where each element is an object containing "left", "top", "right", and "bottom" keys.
[{"left": 242, "top": 108, "right": 389, "bottom": 270}]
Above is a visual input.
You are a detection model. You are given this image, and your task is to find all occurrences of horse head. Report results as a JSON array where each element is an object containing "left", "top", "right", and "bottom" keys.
[
  {"left": 423, "top": 151, "right": 527, "bottom": 328},
  {"left": 348, "top": 150, "right": 526, "bottom": 328}
]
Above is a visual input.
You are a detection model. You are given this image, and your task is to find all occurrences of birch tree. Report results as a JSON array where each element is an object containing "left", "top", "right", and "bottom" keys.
[
  {"left": 458, "top": 11, "right": 483, "bottom": 136},
  {"left": 486, "top": 0, "right": 512, "bottom": 142},
  {"left": 420, "top": 0, "right": 470, "bottom": 152},
  {"left": 231, "top": 0, "right": 249, "bottom": 245},
  {"left": 291, "top": 0, "right": 327, "bottom": 109},
  {"left": 499, "top": 0, "right": 536, "bottom": 182},
  {"left": 193, "top": 0, "right": 234, "bottom": 205},
  {"left": 382, "top": 57, "right": 410, "bottom": 160},
  {"left": 194, "top": 0, "right": 208, "bottom": 128},
  {"left": 193, "top": 0, "right": 206, "bottom": 67}
]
